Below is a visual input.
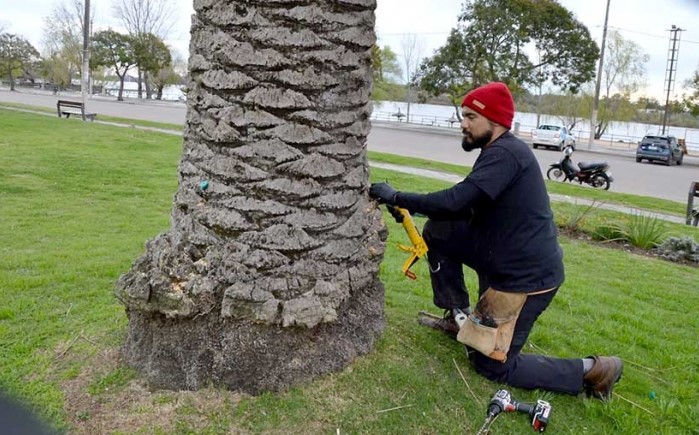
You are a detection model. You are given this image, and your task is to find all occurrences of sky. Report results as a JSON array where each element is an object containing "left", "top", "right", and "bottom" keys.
[{"left": 1, "top": 0, "right": 698, "bottom": 101}]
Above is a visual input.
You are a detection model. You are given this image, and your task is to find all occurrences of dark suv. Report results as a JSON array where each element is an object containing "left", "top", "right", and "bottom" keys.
[{"left": 636, "top": 135, "right": 684, "bottom": 166}]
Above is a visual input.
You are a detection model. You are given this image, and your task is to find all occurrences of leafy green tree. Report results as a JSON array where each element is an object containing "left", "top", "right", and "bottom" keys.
[
  {"left": 415, "top": 0, "right": 599, "bottom": 116},
  {"left": 40, "top": 54, "right": 72, "bottom": 91},
  {"left": 371, "top": 44, "right": 401, "bottom": 83},
  {"left": 683, "top": 70, "right": 699, "bottom": 116},
  {"left": 597, "top": 93, "right": 636, "bottom": 137},
  {"left": 150, "top": 63, "right": 180, "bottom": 100},
  {"left": 461, "top": 0, "right": 598, "bottom": 91},
  {"left": 90, "top": 29, "right": 136, "bottom": 101},
  {"left": 541, "top": 90, "right": 593, "bottom": 133},
  {"left": 637, "top": 96, "right": 662, "bottom": 111},
  {"left": 0, "top": 33, "right": 40, "bottom": 91},
  {"left": 132, "top": 32, "right": 171, "bottom": 99},
  {"left": 371, "top": 44, "right": 404, "bottom": 102}
]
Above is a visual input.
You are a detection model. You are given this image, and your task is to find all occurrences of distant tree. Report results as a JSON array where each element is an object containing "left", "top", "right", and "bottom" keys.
[
  {"left": 415, "top": 0, "right": 599, "bottom": 115},
  {"left": 683, "top": 70, "right": 699, "bottom": 116},
  {"left": 545, "top": 90, "right": 592, "bottom": 133},
  {"left": 112, "top": 0, "right": 177, "bottom": 98},
  {"left": 637, "top": 96, "right": 663, "bottom": 112},
  {"left": 598, "top": 93, "right": 636, "bottom": 137},
  {"left": 169, "top": 48, "right": 188, "bottom": 84},
  {"left": 595, "top": 30, "right": 649, "bottom": 138},
  {"left": 90, "top": 29, "right": 136, "bottom": 101},
  {"left": 0, "top": 33, "right": 40, "bottom": 91},
  {"left": 132, "top": 32, "right": 171, "bottom": 98},
  {"left": 371, "top": 44, "right": 401, "bottom": 83},
  {"left": 112, "top": 0, "right": 176, "bottom": 37},
  {"left": 40, "top": 54, "right": 72, "bottom": 91},
  {"left": 371, "top": 44, "right": 403, "bottom": 102},
  {"left": 41, "top": 0, "right": 94, "bottom": 87},
  {"left": 149, "top": 63, "right": 179, "bottom": 100},
  {"left": 400, "top": 34, "right": 424, "bottom": 121},
  {"left": 89, "top": 64, "right": 112, "bottom": 93}
]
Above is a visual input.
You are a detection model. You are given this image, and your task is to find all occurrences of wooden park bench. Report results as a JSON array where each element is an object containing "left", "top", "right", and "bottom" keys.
[{"left": 56, "top": 100, "right": 97, "bottom": 122}]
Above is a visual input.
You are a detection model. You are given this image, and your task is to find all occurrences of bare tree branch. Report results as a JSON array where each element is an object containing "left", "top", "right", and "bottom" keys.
[
  {"left": 112, "top": 0, "right": 177, "bottom": 39},
  {"left": 399, "top": 33, "right": 424, "bottom": 84}
]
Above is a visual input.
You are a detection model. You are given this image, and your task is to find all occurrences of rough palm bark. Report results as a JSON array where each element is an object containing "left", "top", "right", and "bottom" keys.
[{"left": 115, "top": 0, "right": 386, "bottom": 394}]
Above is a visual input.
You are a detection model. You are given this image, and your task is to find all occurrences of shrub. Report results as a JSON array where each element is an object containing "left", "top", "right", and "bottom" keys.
[
  {"left": 613, "top": 214, "right": 668, "bottom": 250},
  {"left": 560, "top": 200, "right": 602, "bottom": 232},
  {"left": 591, "top": 224, "right": 624, "bottom": 242},
  {"left": 656, "top": 236, "right": 699, "bottom": 263}
]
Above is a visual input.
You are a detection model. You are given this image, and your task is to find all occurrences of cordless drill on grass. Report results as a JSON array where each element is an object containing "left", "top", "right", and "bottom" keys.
[{"left": 477, "top": 389, "right": 552, "bottom": 434}]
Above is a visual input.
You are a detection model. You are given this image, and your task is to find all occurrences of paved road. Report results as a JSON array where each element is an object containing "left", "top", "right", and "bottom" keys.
[{"left": 2, "top": 88, "right": 697, "bottom": 204}]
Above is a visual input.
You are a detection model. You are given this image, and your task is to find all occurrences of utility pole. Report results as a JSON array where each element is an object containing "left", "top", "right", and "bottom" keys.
[
  {"left": 661, "top": 25, "right": 684, "bottom": 135},
  {"left": 81, "top": 0, "right": 90, "bottom": 108},
  {"left": 588, "top": 0, "right": 611, "bottom": 149}
]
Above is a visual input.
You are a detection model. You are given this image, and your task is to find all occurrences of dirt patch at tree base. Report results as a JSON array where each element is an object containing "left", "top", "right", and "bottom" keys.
[{"left": 60, "top": 348, "right": 245, "bottom": 434}]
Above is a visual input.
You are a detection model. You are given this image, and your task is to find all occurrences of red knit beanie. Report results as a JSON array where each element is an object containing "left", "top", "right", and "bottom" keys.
[{"left": 461, "top": 82, "right": 515, "bottom": 129}]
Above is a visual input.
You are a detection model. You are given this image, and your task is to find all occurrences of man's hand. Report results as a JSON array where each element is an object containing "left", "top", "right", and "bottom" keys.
[
  {"left": 369, "top": 182, "right": 398, "bottom": 204},
  {"left": 385, "top": 204, "right": 404, "bottom": 223}
]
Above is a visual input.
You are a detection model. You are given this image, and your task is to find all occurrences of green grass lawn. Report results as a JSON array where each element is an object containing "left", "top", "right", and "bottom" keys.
[{"left": 1, "top": 109, "right": 698, "bottom": 434}]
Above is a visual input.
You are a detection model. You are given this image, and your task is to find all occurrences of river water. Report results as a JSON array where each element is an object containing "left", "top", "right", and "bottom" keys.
[{"left": 372, "top": 100, "right": 699, "bottom": 152}]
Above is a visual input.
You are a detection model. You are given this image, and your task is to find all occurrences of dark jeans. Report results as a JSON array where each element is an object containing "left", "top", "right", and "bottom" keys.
[{"left": 422, "top": 219, "right": 585, "bottom": 395}]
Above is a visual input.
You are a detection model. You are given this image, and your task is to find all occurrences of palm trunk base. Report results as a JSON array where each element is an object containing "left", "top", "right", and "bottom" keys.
[{"left": 120, "top": 281, "right": 385, "bottom": 394}]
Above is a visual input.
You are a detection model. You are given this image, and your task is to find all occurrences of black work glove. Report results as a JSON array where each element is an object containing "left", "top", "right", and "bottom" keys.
[
  {"left": 385, "top": 204, "right": 405, "bottom": 223},
  {"left": 369, "top": 182, "right": 398, "bottom": 204}
]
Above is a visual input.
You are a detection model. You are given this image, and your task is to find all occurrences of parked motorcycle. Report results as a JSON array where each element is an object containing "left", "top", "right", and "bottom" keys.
[{"left": 546, "top": 146, "right": 613, "bottom": 190}]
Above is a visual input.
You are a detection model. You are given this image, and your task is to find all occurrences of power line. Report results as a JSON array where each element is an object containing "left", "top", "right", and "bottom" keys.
[{"left": 609, "top": 25, "right": 699, "bottom": 45}]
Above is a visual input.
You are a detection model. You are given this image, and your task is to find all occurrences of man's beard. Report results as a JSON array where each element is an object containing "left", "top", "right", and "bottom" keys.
[{"left": 461, "top": 129, "right": 493, "bottom": 152}]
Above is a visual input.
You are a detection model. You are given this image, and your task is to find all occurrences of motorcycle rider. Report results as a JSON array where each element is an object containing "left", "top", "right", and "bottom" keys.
[{"left": 369, "top": 82, "right": 623, "bottom": 399}]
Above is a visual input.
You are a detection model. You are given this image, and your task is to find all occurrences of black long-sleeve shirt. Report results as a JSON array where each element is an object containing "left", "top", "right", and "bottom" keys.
[{"left": 394, "top": 132, "right": 564, "bottom": 293}]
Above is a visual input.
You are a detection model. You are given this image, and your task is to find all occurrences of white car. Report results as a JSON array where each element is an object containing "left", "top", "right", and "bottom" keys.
[{"left": 532, "top": 124, "right": 576, "bottom": 151}]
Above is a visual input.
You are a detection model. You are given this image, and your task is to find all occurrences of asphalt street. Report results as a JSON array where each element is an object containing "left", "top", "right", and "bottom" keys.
[{"left": 1, "top": 88, "right": 697, "bottom": 205}]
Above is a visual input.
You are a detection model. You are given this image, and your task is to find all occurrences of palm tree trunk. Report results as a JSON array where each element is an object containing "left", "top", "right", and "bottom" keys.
[{"left": 115, "top": 0, "right": 386, "bottom": 394}]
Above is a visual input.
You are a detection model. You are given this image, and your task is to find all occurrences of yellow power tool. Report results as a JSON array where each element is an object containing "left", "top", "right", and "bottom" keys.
[{"left": 385, "top": 204, "right": 428, "bottom": 280}]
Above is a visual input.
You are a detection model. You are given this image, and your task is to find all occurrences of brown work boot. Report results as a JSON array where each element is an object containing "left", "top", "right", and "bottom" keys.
[
  {"left": 417, "top": 309, "right": 467, "bottom": 339},
  {"left": 583, "top": 356, "right": 623, "bottom": 400}
]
